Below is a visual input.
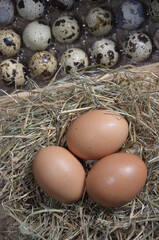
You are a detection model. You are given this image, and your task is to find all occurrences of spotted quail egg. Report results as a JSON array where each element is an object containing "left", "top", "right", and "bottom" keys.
[
  {"left": 116, "top": 0, "right": 145, "bottom": 30},
  {"left": 60, "top": 48, "right": 89, "bottom": 74},
  {"left": 52, "top": 16, "right": 80, "bottom": 43},
  {"left": 85, "top": 7, "right": 113, "bottom": 37},
  {"left": 23, "top": 21, "right": 52, "bottom": 51},
  {"left": 87, "top": 0, "right": 104, "bottom": 2},
  {"left": 91, "top": 39, "right": 119, "bottom": 67},
  {"left": 29, "top": 51, "right": 57, "bottom": 80},
  {"left": 149, "top": 0, "right": 159, "bottom": 22},
  {"left": 0, "top": 0, "right": 14, "bottom": 26},
  {"left": 51, "top": 0, "right": 75, "bottom": 10},
  {"left": 0, "top": 29, "right": 21, "bottom": 57},
  {"left": 0, "top": 59, "right": 27, "bottom": 86},
  {"left": 16, "top": 0, "right": 45, "bottom": 21},
  {"left": 153, "top": 29, "right": 159, "bottom": 50},
  {"left": 123, "top": 32, "right": 152, "bottom": 62}
]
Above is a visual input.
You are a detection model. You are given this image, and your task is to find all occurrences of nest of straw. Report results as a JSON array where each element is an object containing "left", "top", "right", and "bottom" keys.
[{"left": 0, "top": 67, "right": 159, "bottom": 240}]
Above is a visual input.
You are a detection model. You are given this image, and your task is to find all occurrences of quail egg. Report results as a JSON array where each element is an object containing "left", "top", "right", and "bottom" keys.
[
  {"left": 85, "top": 7, "right": 113, "bottom": 37},
  {"left": 116, "top": 0, "right": 145, "bottom": 30},
  {"left": 91, "top": 38, "right": 119, "bottom": 67},
  {"left": 123, "top": 32, "right": 152, "bottom": 62},
  {"left": 23, "top": 21, "right": 52, "bottom": 51},
  {"left": 60, "top": 48, "right": 89, "bottom": 74},
  {"left": 29, "top": 51, "right": 57, "bottom": 80},
  {"left": 153, "top": 29, "right": 159, "bottom": 50},
  {"left": 149, "top": 0, "right": 159, "bottom": 22},
  {"left": 51, "top": 0, "right": 75, "bottom": 10},
  {"left": 87, "top": 0, "right": 104, "bottom": 2},
  {"left": 16, "top": 0, "right": 45, "bottom": 21},
  {"left": 0, "top": 29, "right": 21, "bottom": 57},
  {"left": 0, "top": 0, "right": 14, "bottom": 26},
  {"left": 52, "top": 16, "right": 80, "bottom": 43},
  {"left": 0, "top": 59, "right": 27, "bottom": 86}
]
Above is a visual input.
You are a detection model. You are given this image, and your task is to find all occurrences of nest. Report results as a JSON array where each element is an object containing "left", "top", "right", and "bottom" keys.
[{"left": 0, "top": 67, "right": 159, "bottom": 240}]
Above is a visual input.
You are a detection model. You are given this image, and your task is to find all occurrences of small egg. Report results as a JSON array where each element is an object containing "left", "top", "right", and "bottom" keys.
[
  {"left": 87, "top": 0, "right": 104, "bottom": 2},
  {"left": 149, "top": 0, "right": 159, "bottom": 22},
  {"left": 86, "top": 152, "right": 147, "bottom": 208},
  {"left": 153, "top": 29, "right": 159, "bottom": 50},
  {"left": 16, "top": 0, "right": 45, "bottom": 21},
  {"left": 123, "top": 32, "right": 152, "bottom": 62},
  {"left": 51, "top": 0, "right": 75, "bottom": 10},
  {"left": 66, "top": 110, "right": 129, "bottom": 160},
  {"left": 29, "top": 51, "right": 57, "bottom": 80},
  {"left": 23, "top": 21, "right": 52, "bottom": 51},
  {"left": 52, "top": 16, "right": 80, "bottom": 44},
  {"left": 116, "top": 0, "right": 145, "bottom": 30},
  {"left": 33, "top": 146, "right": 86, "bottom": 203},
  {"left": 60, "top": 48, "right": 89, "bottom": 74},
  {"left": 85, "top": 7, "right": 113, "bottom": 36},
  {"left": 0, "top": 59, "right": 27, "bottom": 86},
  {"left": 0, "top": 0, "right": 14, "bottom": 26},
  {"left": 91, "top": 38, "right": 119, "bottom": 67},
  {"left": 0, "top": 29, "right": 21, "bottom": 57}
]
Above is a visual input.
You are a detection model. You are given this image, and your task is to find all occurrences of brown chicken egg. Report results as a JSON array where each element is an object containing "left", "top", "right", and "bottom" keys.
[
  {"left": 33, "top": 146, "right": 86, "bottom": 203},
  {"left": 86, "top": 152, "right": 147, "bottom": 208},
  {"left": 66, "top": 110, "right": 129, "bottom": 160}
]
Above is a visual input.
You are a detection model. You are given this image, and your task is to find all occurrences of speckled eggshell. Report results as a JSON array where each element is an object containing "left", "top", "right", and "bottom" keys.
[
  {"left": 33, "top": 146, "right": 86, "bottom": 203},
  {"left": 86, "top": 152, "right": 147, "bottom": 208},
  {"left": 0, "top": 59, "right": 27, "bottom": 86},
  {"left": 23, "top": 21, "right": 52, "bottom": 51},
  {"left": 153, "top": 29, "right": 159, "bottom": 49},
  {"left": 66, "top": 110, "right": 129, "bottom": 160},
  {"left": 16, "top": 0, "right": 45, "bottom": 21},
  {"left": 60, "top": 48, "right": 89, "bottom": 74},
  {"left": 29, "top": 51, "right": 57, "bottom": 80},
  {"left": 123, "top": 32, "right": 152, "bottom": 62},
  {"left": 85, "top": 7, "right": 113, "bottom": 36},
  {"left": 91, "top": 38, "right": 119, "bottom": 67},
  {"left": 87, "top": 0, "right": 104, "bottom": 2},
  {"left": 52, "top": 16, "right": 80, "bottom": 43},
  {"left": 116, "top": 0, "right": 145, "bottom": 30},
  {"left": 51, "top": 0, "right": 75, "bottom": 10},
  {"left": 149, "top": 0, "right": 159, "bottom": 22},
  {"left": 0, "top": 29, "right": 21, "bottom": 57},
  {"left": 0, "top": 0, "right": 14, "bottom": 26}
]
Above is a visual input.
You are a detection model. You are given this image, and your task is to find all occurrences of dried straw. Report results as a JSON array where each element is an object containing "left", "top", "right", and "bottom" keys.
[{"left": 0, "top": 67, "right": 159, "bottom": 240}]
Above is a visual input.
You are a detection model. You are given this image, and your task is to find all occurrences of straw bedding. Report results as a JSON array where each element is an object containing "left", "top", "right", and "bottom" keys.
[{"left": 0, "top": 67, "right": 159, "bottom": 240}]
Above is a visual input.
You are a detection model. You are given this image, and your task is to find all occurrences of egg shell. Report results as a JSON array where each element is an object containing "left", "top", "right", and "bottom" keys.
[
  {"left": 60, "top": 48, "right": 89, "bottom": 74},
  {"left": 29, "top": 51, "right": 57, "bottom": 80},
  {"left": 66, "top": 110, "right": 129, "bottom": 160},
  {"left": 153, "top": 29, "right": 159, "bottom": 50},
  {"left": 123, "top": 32, "right": 152, "bottom": 62},
  {"left": 33, "top": 146, "right": 86, "bottom": 203},
  {"left": 0, "top": 59, "right": 27, "bottom": 86},
  {"left": 0, "top": 29, "right": 21, "bottom": 57},
  {"left": 91, "top": 38, "right": 119, "bottom": 67},
  {"left": 116, "top": 0, "right": 145, "bottom": 30},
  {"left": 16, "top": 0, "right": 45, "bottom": 21},
  {"left": 0, "top": 0, "right": 14, "bottom": 26},
  {"left": 86, "top": 152, "right": 147, "bottom": 208},
  {"left": 85, "top": 7, "right": 113, "bottom": 36},
  {"left": 23, "top": 21, "right": 52, "bottom": 51},
  {"left": 149, "top": 0, "right": 159, "bottom": 22},
  {"left": 52, "top": 16, "right": 80, "bottom": 44},
  {"left": 51, "top": 0, "right": 75, "bottom": 10}
]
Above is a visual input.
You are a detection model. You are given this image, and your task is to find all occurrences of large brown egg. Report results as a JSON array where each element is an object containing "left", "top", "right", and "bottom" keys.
[
  {"left": 86, "top": 152, "right": 147, "bottom": 208},
  {"left": 66, "top": 110, "right": 128, "bottom": 160},
  {"left": 33, "top": 146, "right": 86, "bottom": 203}
]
